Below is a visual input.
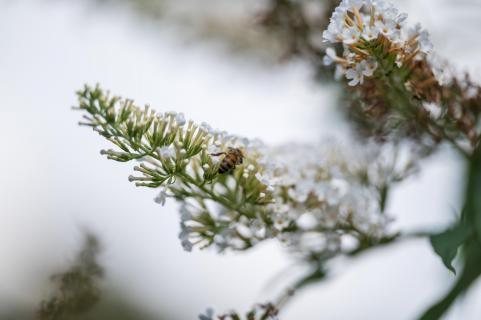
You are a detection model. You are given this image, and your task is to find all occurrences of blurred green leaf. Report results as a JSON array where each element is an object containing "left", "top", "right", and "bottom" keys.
[
  {"left": 419, "top": 238, "right": 481, "bottom": 320},
  {"left": 420, "top": 147, "right": 481, "bottom": 319},
  {"left": 430, "top": 222, "right": 471, "bottom": 274}
]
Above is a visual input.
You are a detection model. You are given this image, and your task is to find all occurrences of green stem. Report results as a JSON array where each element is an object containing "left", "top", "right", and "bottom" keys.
[
  {"left": 379, "top": 183, "right": 389, "bottom": 213},
  {"left": 177, "top": 172, "right": 252, "bottom": 217}
]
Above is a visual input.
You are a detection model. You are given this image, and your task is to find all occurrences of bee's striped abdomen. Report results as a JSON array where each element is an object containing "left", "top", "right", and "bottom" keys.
[{"left": 219, "top": 155, "right": 235, "bottom": 174}]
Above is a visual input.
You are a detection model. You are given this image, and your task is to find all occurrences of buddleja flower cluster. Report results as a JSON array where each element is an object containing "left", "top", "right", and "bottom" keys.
[
  {"left": 322, "top": 0, "right": 481, "bottom": 153},
  {"left": 322, "top": 0, "right": 433, "bottom": 86},
  {"left": 76, "top": 85, "right": 417, "bottom": 261},
  {"left": 236, "top": 141, "right": 418, "bottom": 261}
]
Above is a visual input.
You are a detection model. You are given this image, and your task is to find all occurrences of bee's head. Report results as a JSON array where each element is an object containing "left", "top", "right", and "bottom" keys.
[
  {"left": 228, "top": 147, "right": 243, "bottom": 156},
  {"left": 228, "top": 147, "right": 244, "bottom": 164}
]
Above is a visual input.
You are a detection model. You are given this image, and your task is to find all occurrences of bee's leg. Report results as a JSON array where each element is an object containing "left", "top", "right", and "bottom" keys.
[
  {"left": 221, "top": 167, "right": 235, "bottom": 175},
  {"left": 210, "top": 152, "right": 226, "bottom": 156}
]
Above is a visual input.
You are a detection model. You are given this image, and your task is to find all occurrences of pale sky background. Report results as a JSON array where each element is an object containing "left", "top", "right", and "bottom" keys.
[{"left": 0, "top": 0, "right": 481, "bottom": 319}]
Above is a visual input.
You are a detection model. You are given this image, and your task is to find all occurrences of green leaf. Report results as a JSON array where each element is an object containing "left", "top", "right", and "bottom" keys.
[
  {"left": 420, "top": 147, "right": 481, "bottom": 320},
  {"left": 419, "top": 238, "right": 481, "bottom": 320},
  {"left": 430, "top": 222, "right": 471, "bottom": 274}
]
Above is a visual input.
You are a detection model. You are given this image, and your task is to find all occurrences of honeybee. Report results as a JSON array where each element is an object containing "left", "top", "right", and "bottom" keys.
[{"left": 210, "top": 147, "right": 244, "bottom": 174}]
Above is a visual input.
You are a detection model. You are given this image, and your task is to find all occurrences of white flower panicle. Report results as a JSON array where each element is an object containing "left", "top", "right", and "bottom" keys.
[
  {"left": 322, "top": 0, "right": 433, "bottom": 86},
  {"left": 320, "top": 1, "right": 481, "bottom": 153},
  {"left": 77, "top": 85, "right": 417, "bottom": 259},
  {"left": 77, "top": 85, "right": 275, "bottom": 242},
  {"left": 178, "top": 139, "right": 417, "bottom": 257},
  {"left": 77, "top": 84, "right": 273, "bottom": 196}
]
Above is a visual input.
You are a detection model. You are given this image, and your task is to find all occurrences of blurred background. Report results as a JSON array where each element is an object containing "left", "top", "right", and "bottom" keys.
[{"left": 1, "top": 0, "right": 481, "bottom": 319}]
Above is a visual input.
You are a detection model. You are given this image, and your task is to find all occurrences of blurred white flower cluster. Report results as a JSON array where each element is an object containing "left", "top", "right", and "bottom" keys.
[
  {"left": 265, "top": 141, "right": 417, "bottom": 258},
  {"left": 178, "top": 138, "right": 418, "bottom": 258},
  {"left": 428, "top": 54, "right": 480, "bottom": 99},
  {"left": 322, "top": 0, "right": 433, "bottom": 86}
]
